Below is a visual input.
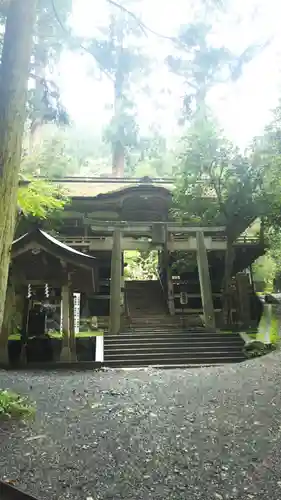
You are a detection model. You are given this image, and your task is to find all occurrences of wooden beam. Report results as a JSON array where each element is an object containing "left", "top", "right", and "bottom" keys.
[
  {"left": 57, "top": 236, "right": 227, "bottom": 252},
  {"left": 69, "top": 289, "right": 77, "bottom": 362},
  {"left": 60, "top": 280, "right": 71, "bottom": 362},
  {"left": 168, "top": 237, "right": 227, "bottom": 251},
  {"left": 88, "top": 222, "right": 226, "bottom": 234}
]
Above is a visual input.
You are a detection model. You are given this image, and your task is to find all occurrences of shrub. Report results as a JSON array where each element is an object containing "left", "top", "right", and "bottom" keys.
[
  {"left": 243, "top": 341, "right": 277, "bottom": 359},
  {"left": 0, "top": 390, "right": 35, "bottom": 419}
]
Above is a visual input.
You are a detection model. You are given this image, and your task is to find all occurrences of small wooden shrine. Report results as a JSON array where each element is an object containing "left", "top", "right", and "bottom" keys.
[{"left": 5, "top": 228, "right": 97, "bottom": 363}]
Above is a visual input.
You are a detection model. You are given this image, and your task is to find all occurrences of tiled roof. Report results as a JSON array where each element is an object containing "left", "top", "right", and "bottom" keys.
[
  {"left": 41, "top": 177, "right": 174, "bottom": 198},
  {"left": 12, "top": 228, "right": 96, "bottom": 268}
]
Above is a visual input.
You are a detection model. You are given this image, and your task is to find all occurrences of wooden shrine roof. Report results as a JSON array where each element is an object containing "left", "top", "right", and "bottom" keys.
[
  {"left": 34, "top": 176, "right": 174, "bottom": 199},
  {"left": 12, "top": 228, "right": 96, "bottom": 269}
]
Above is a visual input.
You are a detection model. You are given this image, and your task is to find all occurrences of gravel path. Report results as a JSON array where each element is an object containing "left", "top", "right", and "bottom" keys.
[{"left": 1, "top": 353, "right": 281, "bottom": 500}]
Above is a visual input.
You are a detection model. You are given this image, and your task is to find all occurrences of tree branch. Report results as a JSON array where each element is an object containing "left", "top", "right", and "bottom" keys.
[
  {"left": 52, "top": 0, "right": 181, "bottom": 47},
  {"left": 208, "top": 159, "right": 228, "bottom": 220},
  {"left": 104, "top": 0, "right": 177, "bottom": 41},
  {"left": 51, "top": 0, "right": 114, "bottom": 81}
]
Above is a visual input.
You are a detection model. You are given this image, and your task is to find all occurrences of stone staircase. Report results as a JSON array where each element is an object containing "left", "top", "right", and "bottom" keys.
[
  {"left": 125, "top": 280, "right": 167, "bottom": 318},
  {"left": 103, "top": 328, "right": 246, "bottom": 368},
  {"left": 104, "top": 280, "right": 246, "bottom": 368},
  {"left": 124, "top": 280, "right": 205, "bottom": 330}
]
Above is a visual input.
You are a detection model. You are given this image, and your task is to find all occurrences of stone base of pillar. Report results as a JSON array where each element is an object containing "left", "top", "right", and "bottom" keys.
[
  {"left": 70, "top": 350, "right": 77, "bottom": 362},
  {"left": 60, "top": 346, "right": 72, "bottom": 362},
  {"left": 19, "top": 344, "right": 27, "bottom": 365}
]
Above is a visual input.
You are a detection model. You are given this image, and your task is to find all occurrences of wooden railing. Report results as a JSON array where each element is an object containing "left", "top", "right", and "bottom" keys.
[
  {"left": 236, "top": 234, "right": 264, "bottom": 244},
  {"left": 212, "top": 234, "right": 264, "bottom": 245},
  {"left": 58, "top": 232, "right": 265, "bottom": 248}
]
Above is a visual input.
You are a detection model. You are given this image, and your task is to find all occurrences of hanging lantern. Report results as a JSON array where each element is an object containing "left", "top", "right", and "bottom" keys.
[
  {"left": 45, "top": 283, "right": 49, "bottom": 298},
  {"left": 180, "top": 291, "right": 188, "bottom": 305},
  {"left": 27, "top": 284, "right": 32, "bottom": 299}
]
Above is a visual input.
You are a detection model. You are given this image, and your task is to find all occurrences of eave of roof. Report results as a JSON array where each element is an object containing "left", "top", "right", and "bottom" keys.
[
  {"left": 12, "top": 228, "right": 96, "bottom": 268},
  {"left": 32, "top": 176, "right": 174, "bottom": 199}
]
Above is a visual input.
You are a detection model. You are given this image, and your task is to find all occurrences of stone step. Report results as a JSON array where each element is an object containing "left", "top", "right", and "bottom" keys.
[
  {"left": 104, "top": 340, "right": 244, "bottom": 348},
  {"left": 129, "top": 316, "right": 195, "bottom": 320},
  {"left": 127, "top": 327, "right": 209, "bottom": 332},
  {"left": 125, "top": 281, "right": 162, "bottom": 287},
  {"left": 105, "top": 340, "right": 244, "bottom": 348},
  {"left": 123, "top": 327, "right": 204, "bottom": 332},
  {"left": 129, "top": 322, "right": 201, "bottom": 327},
  {"left": 103, "top": 326, "right": 245, "bottom": 368},
  {"left": 128, "top": 310, "right": 167, "bottom": 315},
  {"left": 127, "top": 291, "right": 162, "bottom": 294},
  {"left": 105, "top": 340, "right": 243, "bottom": 347},
  {"left": 105, "top": 348, "right": 244, "bottom": 359},
  {"left": 131, "top": 316, "right": 200, "bottom": 320},
  {"left": 103, "top": 356, "right": 246, "bottom": 367},
  {"left": 105, "top": 347, "right": 243, "bottom": 356},
  {"left": 105, "top": 333, "right": 242, "bottom": 341}
]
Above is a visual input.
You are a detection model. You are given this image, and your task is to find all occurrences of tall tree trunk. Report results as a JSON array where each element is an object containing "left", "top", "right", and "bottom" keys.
[
  {"left": 0, "top": 281, "right": 15, "bottom": 364},
  {"left": 112, "top": 140, "right": 125, "bottom": 177},
  {"left": 222, "top": 238, "right": 235, "bottom": 326},
  {"left": 112, "top": 41, "right": 125, "bottom": 178},
  {"left": 29, "top": 63, "right": 48, "bottom": 154},
  {"left": 0, "top": 0, "right": 37, "bottom": 363}
]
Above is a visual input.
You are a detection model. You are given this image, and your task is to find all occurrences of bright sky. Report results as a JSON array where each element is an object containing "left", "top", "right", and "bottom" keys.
[{"left": 57, "top": 0, "right": 281, "bottom": 149}]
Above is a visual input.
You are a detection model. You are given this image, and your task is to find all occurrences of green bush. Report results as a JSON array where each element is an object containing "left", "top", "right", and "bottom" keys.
[
  {"left": 243, "top": 341, "right": 277, "bottom": 359},
  {"left": 0, "top": 390, "right": 35, "bottom": 419}
]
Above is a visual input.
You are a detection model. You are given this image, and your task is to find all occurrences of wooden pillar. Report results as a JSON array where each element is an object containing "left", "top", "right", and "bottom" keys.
[
  {"left": 20, "top": 292, "right": 29, "bottom": 365},
  {"left": 60, "top": 282, "right": 71, "bottom": 361},
  {"left": 167, "top": 267, "right": 175, "bottom": 316},
  {"left": 196, "top": 231, "right": 215, "bottom": 329},
  {"left": 164, "top": 231, "right": 175, "bottom": 316},
  {"left": 121, "top": 252, "right": 125, "bottom": 314},
  {"left": 69, "top": 289, "right": 77, "bottom": 361},
  {"left": 110, "top": 229, "right": 122, "bottom": 335}
]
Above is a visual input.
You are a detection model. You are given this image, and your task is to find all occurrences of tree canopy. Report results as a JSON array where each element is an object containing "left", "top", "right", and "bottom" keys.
[
  {"left": 173, "top": 116, "right": 270, "bottom": 241},
  {"left": 18, "top": 179, "right": 68, "bottom": 219}
]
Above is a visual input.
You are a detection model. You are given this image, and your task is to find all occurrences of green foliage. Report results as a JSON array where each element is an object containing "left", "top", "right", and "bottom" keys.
[
  {"left": 124, "top": 250, "right": 158, "bottom": 280},
  {"left": 80, "top": 1, "right": 150, "bottom": 170},
  {"left": 126, "top": 126, "right": 176, "bottom": 177},
  {"left": 0, "top": 1, "right": 71, "bottom": 127},
  {"left": 22, "top": 126, "right": 113, "bottom": 177},
  {"left": 171, "top": 252, "right": 197, "bottom": 274},
  {"left": 167, "top": 22, "right": 232, "bottom": 118},
  {"left": 249, "top": 100, "right": 281, "bottom": 288},
  {"left": 252, "top": 231, "right": 281, "bottom": 293},
  {"left": 173, "top": 116, "right": 268, "bottom": 241},
  {"left": 243, "top": 341, "right": 276, "bottom": 359},
  {"left": 104, "top": 103, "right": 139, "bottom": 151},
  {"left": 253, "top": 255, "right": 275, "bottom": 292},
  {"left": 18, "top": 180, "right": 68, "bottom": 219},
  {"left": 167, "top": 12, "right": 266, "bottom": 122},
  {"left": 28, "top": 0, "right": 72, "bottom": 126},
  {"left": 0, "top": 390, "right": 35, "bottom": 419},
  {"left": 172, "top": 114, "right": 276, "bottom": 322},
  {"left": 250, "top": 101, "right": 281, "bottom": 228},
  {"left": 22, "top": 131, "right": 76, "bottom": 177}
]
